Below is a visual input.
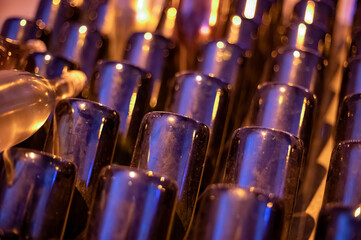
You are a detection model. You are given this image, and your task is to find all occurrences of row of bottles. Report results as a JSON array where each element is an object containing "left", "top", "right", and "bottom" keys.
[
  {"left": 0, "top": 0, "right": 359, "bottom": 239},
  {"left": 315, "top": 1, "right": 361, "bottom": 238}
]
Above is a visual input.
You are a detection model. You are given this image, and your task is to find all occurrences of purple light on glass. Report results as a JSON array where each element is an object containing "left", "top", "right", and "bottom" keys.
[
  {"left": 324, "top": 141, "right": 361, "bottom": 206},
  {"left": 190, "top": 185, "right": 284, "bottom": 240},
  {"left": 0, "top": 148, "right": 76, "bottom": 239},
  {"left": 86, "top": 165, "right": 177, "bottom": 240},
  {"left": 224, "top": 127, "right": 303, "bottom": 237},
  {"left": 131, "top": 111, "right": 209, "bottom": 239}
]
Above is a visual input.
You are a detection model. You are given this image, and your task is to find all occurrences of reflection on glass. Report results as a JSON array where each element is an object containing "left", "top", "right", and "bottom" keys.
[
  {"left": 228, "top": 15, "right": 242, "bottom": 44},
  {"left": 56, "top": 23, "right": 104, "bottom": 78},
  {"left": 109, "top": 0, "right": 169, "bottom": 60},
  {"left": 0, "top": 36, "right": 26, "bottom": 70},
  {"left": 233, "top": 0, "right": 272, "bottom": 25},
  {"left": 190, "top": 185, "right": 284, "bottom": 240},
  {"left": 49, "top": 98, "right": 119, "bottom": 205},
  {"left": 24, "top": 52, "right": 77, "bottom": 79},
  {"left": 197, "top": 40, "right": 243, "bottom": 87},
  {"left": 157, "top": 7, "right": 178, "bottom": 39},
  {"left": 316, "top": 204, "right": 361, "bottom": 240},
  {"left": 35, "top": 0, "right": 82, "bottom": 49},
  {"left": 339, "top": 57, "right": 361, "bottom": 102},
  {"left": 0, "top": 148, "right": 76, "bottom": 239},
  {"left": 335, "top": 94, "right": 361, "bottom": 144},
  {"left": 168, "top": 73, "right": 229, "bottom": 130},
  {"left": 47, "top": 98, "right": 119, "bottom": 239},
  {"left": 123, "top": 32, "right": 174, "bottom": 110},
  {"left": 283, "top": 23, "right": 326, "bottom": 54},
  {"left": 224, "top": 127, "right": 303, "bottom": 238},
  {"left": 177, "top": 0, "right": 230, "bottom": 68},
  {"left": 1, "top": 18, "right": 38, "bottom": 43},
  {"left": 167, "top": 73, "right": 229, "bottom": 186},
  {"left": 248, "top": 83, "right": 317, "bottom": 154},
  {"left": 226, "top": 14, "right": 258, "bottom": 50},
  {"left": 89, "top": 61, "right": 152, "bottom": 165},
  {"left": 244, "top": 0, "right": 257, "bottom": 19},
  {"left": 297, "top": 23, "right": 307, "bottom": 47},
  {"left": 35, "top": 0, "right": 62, "bottom": 32},
  {"left": 324, "top": 141, "right": 361, "bottom": 206},
  {"left": 304, "top": 1, "right": 315, "bottom": 24},
  {"left": 24, "top": 52, "right": 86, "bottom": 99},
  {"left": 57, "top": 23, "right": 87, "bottom": 63},
  {"left": 0, "top": 70, "right": 55, "bottom": 152},
  {"left": 270, "top": 48, "right": 323, "bottom": 95},
  {"left": 131, "top": 111, "right": 209, "bottom": 239},
  {"left": 86, "top": 165, "right": 177, "bottom": 240},
  {"left": 292, "top": 0, "right": 334, "bottom": 32}
]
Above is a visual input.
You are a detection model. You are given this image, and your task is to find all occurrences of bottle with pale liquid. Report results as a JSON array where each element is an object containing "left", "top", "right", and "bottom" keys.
[{"left": 0, "top": 69, "right": 86, "bottom": 152}]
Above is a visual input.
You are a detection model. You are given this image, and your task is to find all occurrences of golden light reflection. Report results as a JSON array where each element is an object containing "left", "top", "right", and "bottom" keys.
[
  {"left": 200, "top": 26, "right": 210, "bottom": 35},
  {"left": 293, "top": 50, "right": 300, "bottom": 58},
  {"left": 45, "top": 0, "right": 61, "bottom": 32},
  {"left": 20, "top": 19, "right": 27, "bottom": 27},
  {"left": 192, "top": 130, "right": 196, "bottom": 140},
  {"left": 298, "top": 98, "right": 307, "bottom": 132},
  {"left": 235, "top": 189, "right": 246, "bottom": 197},
  {"left": 244, "top": 0, "right": 257, "bottom": 19},
  {"left": 168, "top": 7, "right": 177, "bottom": 17},
  {"left": 160, "top": 177, "right": 165, "bottom": 181},
  {"left": 79, "top": 25, "right": 87, "bottom": 34},
  {"left": 261, "top": 131, "right": 266, "bottom": 136},
  {"left": 148, "top": 171, "right": 153, "bottom": 176},
  {"left": 168, "top": 116, "right": 175, "bottom": 122},
  {"left": 285, "top": 145, "right": 291, "bottom": 166},
  {"left": 196, "top": 75, "right": 202, "bottom": 82},
  {"left": 129, "top": 171, "right": 136, "bottom": 178},
  {"left": 267, "top": 202, "right": 273, "bottom": 208},
  {"left": 297, "top": 23, "right": 307, "bottom": 47},
  {"left": 34, "top": 122, "right": 44, "bottom": 130},
  {"left": 162, "top": 7, "right": 177, "bottom": 38},
  {"left": 304, "top": 1, "right": 315, "bottom": 25},
  {"left": 217, "top": 41, "right": 225, "bottom": 48},
  {"left": 98, "top": 118, "right": 105, "bottom": 139},
  {"left": 144, "top": 32, "right": 153, "bottom": 40},
  {"left": 227, "top": 15, "right": 242, "bottom": 44},
  {"left": 0, "top": 78, "right": 26, "bottom": 92},
  {"left": 127, "top": 92, "right": 137, "bottom": 124},
  {"left": 211, "top": 90, "right": 221, "bottom": 125},
  {"left": 232, "top": 15, "right": 242, "bottom": 25},
  {"left": 136, "top": 0, "right": 150, "bottom": 23},
  {"left": 29, "top": 152, "right": 35, "bottom": 159},
  {"left": 116, "top": 63, "right": 123, "bottom": 70},
  {"left": 150, "top": 79, "right": 160, "bottom": 108},
  {"left": 278, "top": 87, "right": 285, "bottom": 104},
  {"left": 73, "top": 25, "right": 88, "bottom": 60},
  {"left": 146, "top": 147, "right": 151, "bottom": 165},
  {"left": 355, "top": 207, "right": 361, "bottom": 217},
  {"left": 129, "top": 0, "right": 164, "bottom": 34},
  {"left": 80, "top": 103, "right": 86, "bottom": 110},
  {"left": 209, "top": 0, "right": 220, "bottom": 26},
  {"left": 44, "top": 54, "right": 51, "bottom": 61}
]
